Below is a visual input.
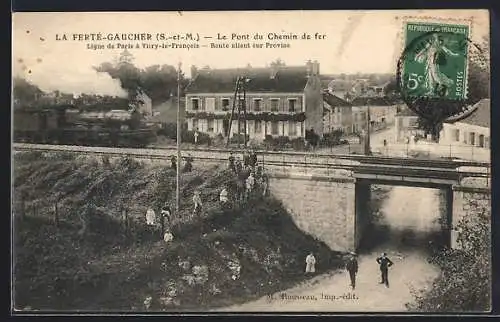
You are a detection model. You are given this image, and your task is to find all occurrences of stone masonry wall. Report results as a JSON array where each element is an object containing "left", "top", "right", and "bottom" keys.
[
  {"left": 451, "top": 186, "right": 491, "bottom": 249},
  {"left": 269, "top": 174, "right": 356, "bottom": 252}
]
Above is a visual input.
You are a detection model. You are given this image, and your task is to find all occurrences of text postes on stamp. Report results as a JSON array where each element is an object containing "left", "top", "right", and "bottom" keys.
[{"left": 400, "top": 22, "right": 470, "bottom": 101}]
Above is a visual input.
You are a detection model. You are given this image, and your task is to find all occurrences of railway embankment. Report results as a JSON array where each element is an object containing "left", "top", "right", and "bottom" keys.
[{"left": 13, "top": 151, "right": 344, "bottom": 311}]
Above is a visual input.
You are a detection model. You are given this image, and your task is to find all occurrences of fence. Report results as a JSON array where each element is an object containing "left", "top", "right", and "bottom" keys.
[
  {"left": 11, "top": 193, "right": 164, "bottom": 240},
  {"left": 371, "top": 142, "right": 490, "bottom": 162}
]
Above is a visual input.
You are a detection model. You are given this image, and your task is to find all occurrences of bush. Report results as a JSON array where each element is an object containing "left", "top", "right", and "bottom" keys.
[
  {"left": 406, "top": 200, "right": 491, "bottom": 312},
  {"left": 229, "top": 133, "right": 249, "bottom": 145},
  {"left": 321, "top": 129, "right": 343, "bottom": 147},
  {"left": 181, "top": 130, "right": 211, "bottom": 145}
]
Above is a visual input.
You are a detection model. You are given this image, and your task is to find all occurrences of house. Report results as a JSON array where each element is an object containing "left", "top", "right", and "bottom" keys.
[
  {"left": 351, "top": 106, "right": 368, "bottom": 134},
  {"left": 394, "top": 106, "right": 423, "bottom": 143},
  {"left": 348, "top": 97, "right": 399, "bottom": 131},
  {"left": 322, "top": 91, "right": 353, "bottom": 135},
  {"left": 184, "top": 60, "right": 324, "bottom": 141},
  {"left": 439, "top": 99, "right": 490, "bottom": 148}
]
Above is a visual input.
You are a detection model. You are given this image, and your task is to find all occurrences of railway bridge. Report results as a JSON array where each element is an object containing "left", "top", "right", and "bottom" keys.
[{"left": 13, "top": 143, "right": 491, "bottom": 252}]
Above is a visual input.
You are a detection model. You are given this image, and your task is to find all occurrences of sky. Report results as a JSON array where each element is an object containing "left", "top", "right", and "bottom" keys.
[{"left": 12, "top": 10, "right": 489, "bottom": 96}]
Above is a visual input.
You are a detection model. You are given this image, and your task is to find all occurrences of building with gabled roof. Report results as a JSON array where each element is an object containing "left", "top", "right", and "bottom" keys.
[
  {"left": 184, "top": 60, "right": 323, "bottom": 141},
  {"left": 322, "top": 92, "right": 354, "bottom": 135},
  {"left": 440, "top": 98, "right": 490, "bottom": 148}
]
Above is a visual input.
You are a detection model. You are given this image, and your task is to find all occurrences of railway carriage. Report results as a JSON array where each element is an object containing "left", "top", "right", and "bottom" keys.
[{"left": 13, "top": 105, "right": 158, "bottom": 148}]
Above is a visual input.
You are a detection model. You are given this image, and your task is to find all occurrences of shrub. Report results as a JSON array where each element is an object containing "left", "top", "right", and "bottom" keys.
[
  {"left": 182, "top": 130, "right": 211, "bottom": 145},
  {"left": 406, "top": 199, "right": 491, "bottom": 312}
]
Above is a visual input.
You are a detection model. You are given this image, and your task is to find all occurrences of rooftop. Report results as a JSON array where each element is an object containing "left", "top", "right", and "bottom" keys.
[
  {"left": 323, "top": 92, "right": 352, "bottom": 107},
  {"left": 458, "top": 99, "right": 490, "bottom": 128},
  {"left": 185, "top": 65, "right": 310, "bottom": 94}
]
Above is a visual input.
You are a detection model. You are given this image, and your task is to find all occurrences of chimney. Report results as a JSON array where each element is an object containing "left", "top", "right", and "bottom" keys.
[
  {"left": 306, "top": 60, "right": 312, "bottom": 76},
  {"left": 312, "top": 60, "right": 320, "bottom": 76}
]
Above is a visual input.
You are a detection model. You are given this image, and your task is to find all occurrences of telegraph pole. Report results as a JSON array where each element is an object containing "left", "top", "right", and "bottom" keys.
[
  {"left": 243, "top": 80, "right": 247, "bottom": 147},
  {"left": 176, "top": 62, "right": 182, "bottom": 212},
  {"left": 365, "top": 98, "right": 372, "bottom": 155}
]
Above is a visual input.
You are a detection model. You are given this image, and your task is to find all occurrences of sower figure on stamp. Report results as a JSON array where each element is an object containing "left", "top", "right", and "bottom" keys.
[
  {"left": 345, "top": 252, "right": 358, "bottom": 290},
  {"left": 376, "top": 252, "right": 394, "bottom": 287}
]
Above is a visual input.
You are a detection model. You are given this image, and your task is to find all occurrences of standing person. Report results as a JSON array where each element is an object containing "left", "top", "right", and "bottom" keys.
[
  {"left": 220, "top": 186, "right": 229, "bottom": 206},
  {"left": 376, "top": 252, "right": 394, "bottom": 288},
  {"left": 228, "top": 152, "right": 236, "bottom": 173},
  {"left": 250, "top": 149, "right": 258, "bottom": 170},
  {"left": 145, "top": 208, "right": 156, "bottom": 226},
  {"left": 193, "top": 190, "right": 203, "bottom": 216},
  {"left": 183, "top": 155, "right": 193, "bottom": 173},
  {"left": 235, "top": 159, "right": 242, "bottom": 175},
  {"left": 194, "top": 128, "right": 199, "bottom": 148},
  {"left": 305, "top": 252, "right": 316, "bottom": 275},
  {"left": 170, "top": 155, "right": 177, "bottom": 170},
  {"left": 345, "top": 252, "right": 359, "bottom": 290},
  {"left": 245, "top": 172, "right": 255, "bottom": 200},
  {"left": 243, "top": 150, "right": 250, "bottom": 169},
  {"left": 262, "top": 173, "right": 269, "bottom": 197},
  {"left": 160, "top": 202, "right": 172, "bottom": 237}
]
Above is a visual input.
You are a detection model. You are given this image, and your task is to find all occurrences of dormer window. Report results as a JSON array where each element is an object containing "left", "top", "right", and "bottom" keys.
[
  {"left": 270, "top": 98, "right": 279, "bottom": 112},
  {"left": 288, "top": 99, "right": 297, "bottom": 112},
  {"left": 191, "top": 98, "right": 200, "bottom": 111},
  {"left": 221, "top": 98, "right": 230, "bottom": 111}
]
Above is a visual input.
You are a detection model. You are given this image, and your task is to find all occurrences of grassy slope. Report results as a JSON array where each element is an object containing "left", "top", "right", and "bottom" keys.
[{"left": 13, "top": 152, "right": 343, "bottom": 311}]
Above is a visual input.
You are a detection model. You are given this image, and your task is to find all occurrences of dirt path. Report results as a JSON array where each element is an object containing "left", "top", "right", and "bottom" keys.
[
  {"left": 216, "top": 185, "right": 443, "bottom": 312},
  {"left": 215, "top": 248, "right": 439, "bottom": 312}
]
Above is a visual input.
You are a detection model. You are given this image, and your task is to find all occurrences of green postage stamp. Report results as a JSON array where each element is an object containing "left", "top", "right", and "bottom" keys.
[{"left": 401, "top": 21, "right": 470, "bottom": 100}]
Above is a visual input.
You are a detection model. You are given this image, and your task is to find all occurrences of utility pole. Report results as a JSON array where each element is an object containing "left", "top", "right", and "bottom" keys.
[
  {"left": 365, "top": 98, "right": 372, "bottom": 155},
  {"left": 176, "top": 62, "right": 182, "bottom": 212},
  {"left": 237, "top": 78, "right": 242, "bottom": 148},
  {"left": 243, "top": 80, "right": 247, "bottom": 147}
]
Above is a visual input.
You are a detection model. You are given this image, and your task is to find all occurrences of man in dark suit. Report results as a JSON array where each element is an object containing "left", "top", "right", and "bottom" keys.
[
  {"left": 376, "top": 252, "right": 394, "bottom": 287},
  {"left": 345, "top": 252, "right": 359, "bottom": 290}
]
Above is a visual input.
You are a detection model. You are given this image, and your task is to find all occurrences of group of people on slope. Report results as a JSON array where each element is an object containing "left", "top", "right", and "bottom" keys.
[
  {"left": 145, "top": 202, "right": 174, "bottom": 243},
  {"left": 304, "top": 251, "right": 394, "bottom": 290}
]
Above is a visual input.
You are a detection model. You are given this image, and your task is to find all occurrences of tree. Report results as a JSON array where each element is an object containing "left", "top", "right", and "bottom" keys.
[
  {"left": 13, "top": 77, "right": 44, "bottom": 106},
  {"left": 94, "top": 51, "right": 187, "bottom": 105},
  {"left": 407, "top": 199, "right": 491, "bottom": 312}
]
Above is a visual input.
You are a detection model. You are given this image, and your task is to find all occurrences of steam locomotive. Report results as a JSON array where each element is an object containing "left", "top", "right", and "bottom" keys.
[{"left": 13, "top": 105, "right": 158, "bottom": 148}]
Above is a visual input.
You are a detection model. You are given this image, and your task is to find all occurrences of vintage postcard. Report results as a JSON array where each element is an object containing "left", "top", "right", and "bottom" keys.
[{"left": 11, "top": 10, "right": 491, "bottom": 313}]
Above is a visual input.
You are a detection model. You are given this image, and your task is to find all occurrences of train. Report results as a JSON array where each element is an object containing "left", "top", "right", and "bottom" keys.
[{"left": 13, "top": 105, "right": 158, "bottom": 148}]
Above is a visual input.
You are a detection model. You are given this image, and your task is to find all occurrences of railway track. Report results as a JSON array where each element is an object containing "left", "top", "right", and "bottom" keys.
[{"left": 13, "top": 143, "right": 490, "bottom": 179}]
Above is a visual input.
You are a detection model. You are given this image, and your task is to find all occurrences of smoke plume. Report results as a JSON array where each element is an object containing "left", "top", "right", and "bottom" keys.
[{"left": 13, "top": 59, "right": 128, "bottom": 97}]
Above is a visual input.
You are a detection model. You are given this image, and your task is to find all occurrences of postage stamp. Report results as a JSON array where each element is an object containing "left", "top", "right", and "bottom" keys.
[{"left": 400, "top": 21, "right": 470, "bottom": 100}]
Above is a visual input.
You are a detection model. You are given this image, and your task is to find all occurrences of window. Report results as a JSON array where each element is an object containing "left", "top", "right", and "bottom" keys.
[
  {"left": 289, "top": 121, "right": 297, "bottom": 136},
  {"left": 288, "top": 99, "right": 297, "bottom": 112},
  {"left": 478, "top": 134, "right": 485, "bottom": 147},
  {"left": 221, "top": 98, "right": 230, "bottom": 111},
  {"left": 191, "top": 98, "right": 200, "bottom": 111},
  {"left": 469, "top": 132, "right": 475, "bottom": 146},
  {"left": 271, "top": 121, "right": 279, "bottom": 135},
  {"left": 254, "top": 120, "right": 262, "bottom": 133},
  {"left": 239, "top": 120, "right": 246, "bottom": 133},
  {"left": 253, "top": 99, "right": 262, "bottom": 112},
  {"left": 192, "top": 119, "right": 198, "bottom": 131},
  {"left": 205, "top": 98, "right": 215, "bottom": 112},
  {"left": 239, "top": 98, "right": 247, "bottom": 111},
  {"left": 454, "top": 129, "right": 460, "bottom": 141},
  {"left": 270, "top": 99, "right": 279, "bottom": 112},
  {"left": 463, "top": 132, "right": 467, "bottom": 144},
  {"left": 207, "top": 119, "right": 214, "bottom": 132}
]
